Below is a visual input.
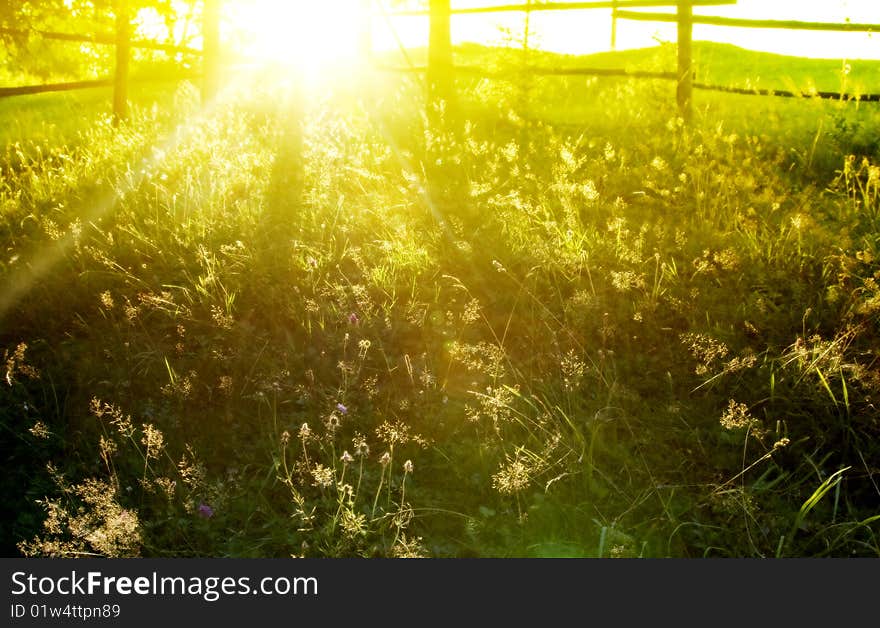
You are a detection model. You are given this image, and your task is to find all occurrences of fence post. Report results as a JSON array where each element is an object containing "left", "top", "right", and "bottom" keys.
[
  {"left": 202, "top": 0, "right": 220, "bottom": 104},
  {"left": 112, "top": 0, "right": 130, "bottom": 125},
  {"left": 611, "top": 0, "right": 618, "bottom": 50},
  {"left": 676, "top": 0, "right": 693, "bottom": 122},
  {"left": 427, "top": 0, "right": 453, "bottom": 110}
]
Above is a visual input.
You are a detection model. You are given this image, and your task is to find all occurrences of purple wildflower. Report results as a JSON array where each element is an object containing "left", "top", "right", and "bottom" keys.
[
  {"left": 198, "top": 503, "right": 214, "bottom": 518},
  {"left": 336, "top": 403, "right": 348, "bottom": 414},
  {"left": 348, "top": 312, "right": 359, "bottom": 325}
]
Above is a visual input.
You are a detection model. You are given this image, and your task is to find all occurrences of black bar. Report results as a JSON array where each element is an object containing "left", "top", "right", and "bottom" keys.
[{"left": 1, "top": 558, "right": 877, "bottom": 626}]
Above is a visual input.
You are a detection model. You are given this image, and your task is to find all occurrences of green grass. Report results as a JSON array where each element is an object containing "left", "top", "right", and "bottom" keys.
[
  {"left": 385, "top": 41, "right": 880, "bottom": 94},
  {"left": 541, "top": 41, "right": 880, "bottom": 94},
  {"left": 1, "top": 43, "right": 879, "bottom": 558}
]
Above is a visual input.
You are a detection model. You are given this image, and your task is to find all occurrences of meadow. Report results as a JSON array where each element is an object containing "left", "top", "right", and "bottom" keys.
[{"left": 2, "top": 42, "right": 879, "bottom": 557}]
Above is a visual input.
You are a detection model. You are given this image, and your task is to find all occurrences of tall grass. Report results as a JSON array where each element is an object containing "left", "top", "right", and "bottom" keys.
[{"left": 2, "top": 49, "right": 879, "bottom": 557}]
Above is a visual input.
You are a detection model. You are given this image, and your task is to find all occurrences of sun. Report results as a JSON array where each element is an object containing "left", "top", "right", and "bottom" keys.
[{"left": 228, "top": 0, "right": 371, "bottom": 77}]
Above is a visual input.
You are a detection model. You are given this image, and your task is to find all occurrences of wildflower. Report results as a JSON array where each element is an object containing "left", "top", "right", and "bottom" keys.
[
  {"left": 391, "top": 534, "right": 428, "bottom": 558},
  {"left": 324, "top": 413, "right": 341, "bottom": 433},
  {"left": 581, "top": 180, "right": 599, "bottom": 202},
  {"left": 377, "top": 420, "right": 406, "bottom": 444},
  {"left": 99, "top": 436, "right": 117, "bottom": 461},
  {"left": 99, "top": 290, "right": 114, "bottom": 310},
  {"left": 603, "top": 142, "right": 616, "bottom": 161},
  {"left": 197, "top": 503, "right": 214, "bottom": 518},
  {"left": 680, "top": 333, "right": 730, "bottom": 376},
  {"left": 341, "top": 450, "right": 354, "bottom": 464},
  {"left": 461, "top": 298, "right": 481, "bottom": 324},
  {"left": 311, "top": 464, "right": 334, "bottom": 488},
  {"left": 719, "top": 399, "right": 765, "bottom": 437},
  {"left": 492, "top": 459, "right": 532, "bottom": 495},
  {"left": 141, "top": 424, "right": 164, "bottom": 460},
  {"left": 348, "top": 312, "right": 359, "bottom": 325},
  {"left": 403, "top": 460, "right": 413, "bottom": 474},
  {"left": 336, "top": 403, "right": 348, "bottom": 415},
  {"left": 298, "top": 423, "right": 311, "bottom": 439},
  {"left": 341, "top": 510, "right": 367, "bottom": 539},
  {"left": 280, "top": 430, "right": 290, "bottom": 446},
  {"left": 379, "top": 452, "right": 391, "bottom": 467},
  {"left": 353, "top": 434, "right": 369, "bottom": 457},
  {"left": 610, "top": 270, "right": 646, "bottom": 292},
  {"left": 719, "top": 400, "right": 754, "bottom": 431},
  {"left": 29, "top": 421, "right": 50, "bottom": 439}
]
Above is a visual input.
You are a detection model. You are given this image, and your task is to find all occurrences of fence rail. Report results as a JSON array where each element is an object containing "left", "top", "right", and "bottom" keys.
[
  {"left": 614, "top": 10, "right": 880, "bottom": 32},
  {"left": 388, "top": 0, "right": 735, "bottom": 17},
  {"left": 0, "top": 27, "right": 201, "bottom": 54},
  {"left": 0, "top": 73, "right": 200, "bottom": 99},
  {"left": 378, "top": 64, "right": 677, "bottom": 80},
  {"left": 0, "top": 78, "right": 113, "bottom": 98}
]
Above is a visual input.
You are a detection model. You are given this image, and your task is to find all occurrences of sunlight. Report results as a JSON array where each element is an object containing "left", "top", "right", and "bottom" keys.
[{"left": 228, "top": 0, "right": 371, "bottom": 81}]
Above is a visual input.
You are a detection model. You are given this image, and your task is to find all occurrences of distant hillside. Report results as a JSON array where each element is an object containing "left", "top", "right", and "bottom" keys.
[{"left": 381, "top": 41, "right": 880, "bottom": 95}]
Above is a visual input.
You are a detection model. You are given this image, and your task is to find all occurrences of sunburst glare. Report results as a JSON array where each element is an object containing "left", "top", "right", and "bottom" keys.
[{"left": 227, "top": 0, "right": 372, "bottom": 83}]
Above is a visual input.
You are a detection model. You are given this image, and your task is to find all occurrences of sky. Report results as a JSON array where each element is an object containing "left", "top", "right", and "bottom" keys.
[
  {"left": 216, "top": 1, "right": 880, "bottom": 71},
  {"left": 371, "top": 0, "right": 880, "bottom": 60}
]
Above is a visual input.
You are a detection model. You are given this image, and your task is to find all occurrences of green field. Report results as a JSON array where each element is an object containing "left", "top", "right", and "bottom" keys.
[{"left": 2, "top": 43, "right": 879, "bottom": 558}]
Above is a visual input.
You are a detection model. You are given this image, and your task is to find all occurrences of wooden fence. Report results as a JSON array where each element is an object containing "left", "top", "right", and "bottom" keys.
[
  {"left": 384, "top": 0, "right": 880, "bottom": 121},
  {"left": 0, "top": 0, "right": 220, "bottom": 124},
  {"left": 3, "top": 1, "right": 879, "bottom": 124}
]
